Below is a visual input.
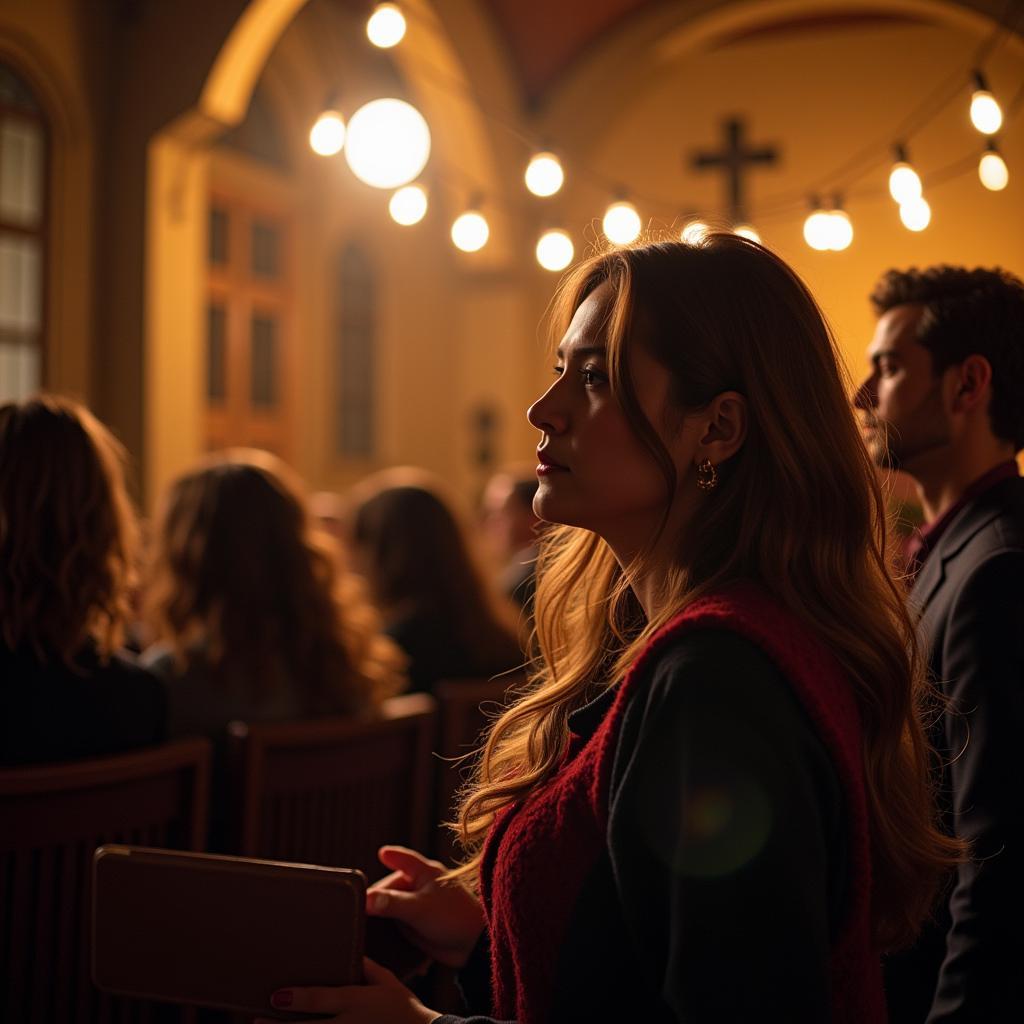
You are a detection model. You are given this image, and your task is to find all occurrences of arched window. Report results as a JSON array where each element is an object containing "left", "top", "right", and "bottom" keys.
[
  {"left": 336, "top": 243, "right": 376, "bottom": 458},
  {"left": 0, "top": 63, "right": 46, "bottom": 401}
]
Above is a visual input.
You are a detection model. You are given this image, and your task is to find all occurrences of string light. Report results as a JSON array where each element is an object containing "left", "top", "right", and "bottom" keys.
[
  {"left": 888, "top": 145, "right": 923, "bottom": 204},
  {"left": 802, "top": 200, "right": 833, "bottom": 251},
  {"left": 829, "top": 207, "right": 853, "bottom": 251},
  {"left": 733, "top": 223, "right": 761, "bottom": 243},
  {"left": 452, "top": 209, "right": 489, "bottom": 252},
  {"left": 899, "top": 196, "right": 932, "bottom": 232},
  {"left": 680, "top": 219, "right": 709, "bottom": 245},
  {"left": 344, "top": 98, "right": 431, "bottom": 189},
  {"left": 602, "top": 200, "right": 641, "bottom": 244},
  {"left": 536, "top": 229, "right": 574, "bottom": 271},
  {"left": 525, "top": 152, "right": 564, "bottom": 197},
  {"left": 969, "top": 71, "right": 1003, "bottom": 135},
  {"left": 389, "top": 184, "right": 428, "bottom": 225},
  {"left": 309, "top": 108, "right": 346, "bottom": 156},
  {"left": 367, "top": 3, "right": 407, "bottom": 49},
  {"left": 978, "top": 142, "right": 1009, "bottom": 191}
]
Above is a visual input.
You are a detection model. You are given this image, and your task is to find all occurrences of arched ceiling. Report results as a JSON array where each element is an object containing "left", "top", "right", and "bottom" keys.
[{"left": 480, "top": 0, "right": 1021, "bottom": 105}]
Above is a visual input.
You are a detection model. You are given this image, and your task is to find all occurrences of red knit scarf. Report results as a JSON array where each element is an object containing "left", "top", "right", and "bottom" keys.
[{"left": 479, "top": 584, "right": 885, "bottom": 1023}]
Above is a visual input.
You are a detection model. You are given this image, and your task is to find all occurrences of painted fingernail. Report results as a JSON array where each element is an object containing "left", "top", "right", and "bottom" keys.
[{"left": 270, "top": 990, "right": 293, "bottom": 1008}]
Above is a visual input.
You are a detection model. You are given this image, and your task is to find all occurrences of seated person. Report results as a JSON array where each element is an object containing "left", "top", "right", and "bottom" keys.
[
  {"left": 480, "top": 465, "right": 540, "bottom": 613},
  {"left": 348, "top": 468, "right": 524, "bottom": 695},
  {"left": 142, "top": 449, "right": 405, "bottom": 739},
  {"left": 0, "top": 395, "right": 165, "bottom": 766}
]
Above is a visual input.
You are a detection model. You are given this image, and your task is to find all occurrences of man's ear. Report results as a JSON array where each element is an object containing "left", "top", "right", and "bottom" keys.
[
  {"left": 696, "top": 391, "right": 747, "bottom": 464},
  {"left": 949, "top": 355, "right": 993, "bottom": 415}
]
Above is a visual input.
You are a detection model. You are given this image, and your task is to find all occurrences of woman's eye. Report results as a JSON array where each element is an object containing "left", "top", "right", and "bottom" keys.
[
  {"left": 579, "top": 367, "right": 606, "bottom": 387},
  {"left": 552, "top": 364, "right": 564, "bottom": 377}
]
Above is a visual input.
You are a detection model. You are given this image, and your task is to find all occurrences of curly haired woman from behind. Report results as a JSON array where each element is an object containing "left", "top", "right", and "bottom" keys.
[
  {"left": 0, "top": 395, "right": 165, "bottom": 765},
  {"left": 143, "top": 449, "right": 405, "bottom": 742}
]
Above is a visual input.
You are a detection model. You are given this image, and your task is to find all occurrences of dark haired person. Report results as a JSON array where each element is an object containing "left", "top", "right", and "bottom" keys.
[
  {"left": 480, "top": 467, "right": 541, "bottom": 614},
  {"left": 0, "top": 395, "right": 165, "bottom": 765},
  {"left": 855, "top": 265, "right": 1024, "bottom": 1022}
]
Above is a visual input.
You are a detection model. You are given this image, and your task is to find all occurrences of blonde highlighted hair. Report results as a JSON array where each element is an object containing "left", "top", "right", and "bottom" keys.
[
  {"left": 146, "top": 449, "right": 404, "bottom": 712},
  {"left": 452, "top": 237, "right": 962, "bottom": 951},
  {"left": 0, "top": 394, "right": 137, "bottom": 664}
]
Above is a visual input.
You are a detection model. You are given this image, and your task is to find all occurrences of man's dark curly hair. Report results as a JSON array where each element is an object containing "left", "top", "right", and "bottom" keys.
[{"left": 870, "top": 265, "right": 1024, "bottom": 450}]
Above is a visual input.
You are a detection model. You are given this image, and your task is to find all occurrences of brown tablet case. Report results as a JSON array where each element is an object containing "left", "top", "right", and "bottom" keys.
[{"left": 92, "top": 846, "right": 365, "bottom": 1017}]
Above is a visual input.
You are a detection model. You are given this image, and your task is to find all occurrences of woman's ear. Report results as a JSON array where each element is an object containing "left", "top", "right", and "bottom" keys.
[{"left": 697, "top": 391, "right": 747, "bottom": 464}]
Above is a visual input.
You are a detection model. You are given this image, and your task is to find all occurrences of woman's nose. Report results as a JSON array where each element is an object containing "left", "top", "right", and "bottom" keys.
[{"left": 527, "top": 380, "right": 568, "bottom": 435}]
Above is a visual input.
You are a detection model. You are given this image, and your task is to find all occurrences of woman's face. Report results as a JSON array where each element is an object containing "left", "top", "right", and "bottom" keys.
[{"left": 527, "top": 283, "right": 702, "bottom": 561}]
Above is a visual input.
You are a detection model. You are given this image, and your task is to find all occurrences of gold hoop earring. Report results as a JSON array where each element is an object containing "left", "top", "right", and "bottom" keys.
[{"left": 696, "top": 458, "right": 718, "bottom": 493}]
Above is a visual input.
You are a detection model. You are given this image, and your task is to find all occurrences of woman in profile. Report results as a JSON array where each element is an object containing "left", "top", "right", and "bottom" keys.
[
  {"left": 143, "top": 449, "right": 405, "bottom": 740},
  {"left": 261, "top": 238, "right": 963, "bottom": 1024},
  {"left": 348, "top": 469, "right": 523, "bottom": 695},
  {"left": 0, "top": 395, "right": 165, "bottom": 765}
]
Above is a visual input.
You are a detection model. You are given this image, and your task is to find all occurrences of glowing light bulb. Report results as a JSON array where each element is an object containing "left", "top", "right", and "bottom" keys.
[
  {"left": 309, "top": 110, "right": 346, "bottom": 156},
  {"left": 367, "top": 3, "right": 406, "bottom": 48},
  {"left": 899, "top": 196, "right": 931, "bottom": 232},
  {"left": 979, "top": 150, "right": 1009, "bottom": 191},
  {"left": 602, "top": 201, "right": 641, "bottom": 244},
  {"left": 344, "top": 98, "right": 430, "bottom": 189},
  {"left": 970, "top": 90, "right": 1003, "bottom": 135},
  {"left": 803, "top": 210, "right": 832, "bottom": 251},
  {"left": 733, "top": 223, "right": 761, "bottom": 243},
  {"left": 536, "top": 229, "right": 574, "bottom": 271},
  {"left": 389, "top": 184, "right": 428, "bottom": 225},
  {"left": 451, "top": 210, "right": 489, "bottom": 252},
  {"left": 680, "top": 219, "right": 709, "bottom": 245},
  {"left": 828, "top": 210, "right": 853, "bottom": 251},
  {"left": 524, "top": 152, "right": 564, "bottom": 197},
  {"left": 889, "top": 162, "right": 922, "bottom": 204}
]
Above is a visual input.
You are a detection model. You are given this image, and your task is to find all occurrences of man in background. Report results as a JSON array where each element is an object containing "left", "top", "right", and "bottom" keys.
[{"left": 856, "top": 265, "right": 1024, "bottom": 1022}]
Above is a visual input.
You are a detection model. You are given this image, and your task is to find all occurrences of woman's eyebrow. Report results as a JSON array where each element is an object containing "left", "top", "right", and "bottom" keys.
[{"left": 555, "top": 344, "right": 608, "bottom": 360}]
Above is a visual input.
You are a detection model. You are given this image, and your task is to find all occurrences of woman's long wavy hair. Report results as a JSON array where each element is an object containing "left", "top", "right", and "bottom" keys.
[
  {"left": 0, "top": 395, "right": 137, "bottom": 664},
  {"left": 146, "top": 449, "right": 404, "bottom": 712},
  {"left": 452, "top": 236, "right": 962, "bottom": 951},
  {"left": 348, "top": 468, "right": 523, "bottom": 672}
]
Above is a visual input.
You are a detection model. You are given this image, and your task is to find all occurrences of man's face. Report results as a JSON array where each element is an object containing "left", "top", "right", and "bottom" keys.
[{"left": 854, "top": 304, "right": 952, "bottom": 473}]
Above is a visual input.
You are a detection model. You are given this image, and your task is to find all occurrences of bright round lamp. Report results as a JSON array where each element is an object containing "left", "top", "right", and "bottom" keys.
[
  {"left": 970, "top": 91, "right": 1003, "bottom": 135},
  {"left": 802, "top": 211, "right": 832, "bottom": 251},
  {"left": 979, "top": 151, "right": 1009, "bottom": 191},
  {"left": 888, "top": 163, "right": 922, "bottom": 204},
  {"left": 389, "top": 184, "right": 428, "bottom": 225},
  {"left": 734, "top": 223, "right": 761, "bottom": 243},
  {"left": 828, "top": 211, "right": 853, "bottom": 251},
  {"left": 344, "top": 98, "right": 431, "bottom": 189},
  {"left": 602, "top": 201, "right": 641, "bottom": 244},
  {"left": 525, "top": 153, "right": 564, "bottom": 197},
  {"left": 680, "top": 219, "right": 709, "bottom": 245},
  {"left": 309, "top": 111, "right": 346, "bottom": 156},
  {"left": 452, "top": 211, "right": 489, "bottom": 252},
  {"left": 899, "top": 197, "right": 931, "bottom": 232},
  {"left": 367, "top": 4, "right": 407, "bottom": 49},
  {"left": 536, "top": 230, "right": 574, "bottom": 271}
]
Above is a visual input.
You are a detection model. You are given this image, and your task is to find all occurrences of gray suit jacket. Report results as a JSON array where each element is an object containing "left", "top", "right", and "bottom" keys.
[{"left": 892, "top": 476, "right": 1024, "bottom": 1023}]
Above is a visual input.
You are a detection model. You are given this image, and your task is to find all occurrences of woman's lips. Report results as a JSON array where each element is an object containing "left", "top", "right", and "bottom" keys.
[{"left": 536, "top": 450, "right": 568, "bottom": 475}]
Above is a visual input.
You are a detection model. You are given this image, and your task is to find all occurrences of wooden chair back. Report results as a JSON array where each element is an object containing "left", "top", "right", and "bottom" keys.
[
  {"left": 0, "top": 738, "right": 211, "bottom": 1024},
  {"left": 227, "top": 694, "right": 436, "bottom": 881},
  {"left": 433, "top": 674, "right": 524, "bottom": 860}
]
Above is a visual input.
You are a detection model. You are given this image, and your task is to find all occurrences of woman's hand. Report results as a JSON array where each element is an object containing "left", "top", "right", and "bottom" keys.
[
  {"left": 253, "top": 957, "right": 437, "bottom": 1024},
  {"left": 367, "top": 845, "right": 485, "bottom": 968}
]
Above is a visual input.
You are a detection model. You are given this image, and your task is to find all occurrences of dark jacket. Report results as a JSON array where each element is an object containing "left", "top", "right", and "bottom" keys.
[
  {"left": 0, "top": 643, "right": 166, "bottom": 766},
  {"left": 887, "top": 475, "right": 1024, "bottom": 1023}
]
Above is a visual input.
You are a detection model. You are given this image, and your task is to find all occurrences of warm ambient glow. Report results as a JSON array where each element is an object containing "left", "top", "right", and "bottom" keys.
[
  {"left": 680, "top": 220, "right": 709, "bottom": 245},
  {"left": 451, "top": 210, "right": 489, "bottom": 252},
  {"left": 829, "top": 210, "right": 853, "bottom": 251},
  {"left": 389, "top": 184, "right": 428, "bottom": 225},
  {"left": 899, "top": 196, "right": 931, "bottom": 231},
  {"left": 536, "top": 229, "right": 574, "bottom": 271},
  {"left": 888, "top": 162, "right": 922, "bottom": 204},
  {"left": 344, "top": 99, "right": 430, "bottom": 189},
  {"left": 309, "top": 110, "right": 345, "bottom": 156},
  {"left": 525, "top": 153, "right": 564, "bottom": 197},
  {"left": 970, "top": 90, "right": 1003, "bottom": 135},
  {"left": 979, "top": 149, "right": 1009, "bottom": 191},
  {"left": 367, "top": 4, "right": 407, "bottom": 49},
  {"left": 733, "top": 223, "right": 761, "bottom": 243},
  {"left": 602, "top": 201, "right": 641, "bottom": 244}
]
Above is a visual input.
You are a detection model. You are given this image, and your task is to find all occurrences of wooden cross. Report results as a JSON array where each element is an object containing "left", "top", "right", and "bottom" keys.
[{"left": 691, "top": 118, "right": 778, "bottom": 223}]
